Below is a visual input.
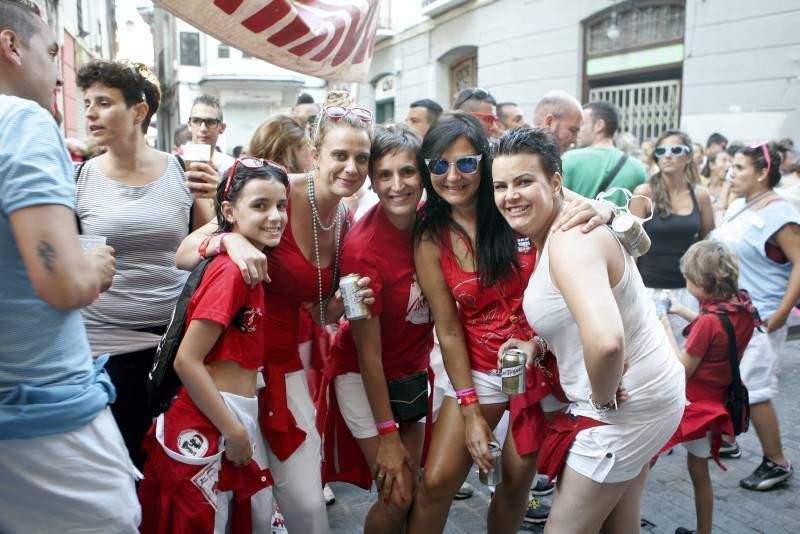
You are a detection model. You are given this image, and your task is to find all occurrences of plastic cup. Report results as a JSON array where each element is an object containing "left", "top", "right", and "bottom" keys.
[
  {"left": 182, "top": 143, "right": 212, "bottom": 163},
  {"left": 78, "top": 235, "right": 107, "bottom": 252}
]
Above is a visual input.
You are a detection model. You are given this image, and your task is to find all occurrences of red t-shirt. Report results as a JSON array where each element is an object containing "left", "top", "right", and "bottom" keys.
[
  {"left": 187, "top": 253, "right": 266, "bottom": 370},
  {"left": 684, "top": 306, "right": 755, "bottom": 400},
  {"left": 332, "top": 204, "right": 433, "bottom": 379}
]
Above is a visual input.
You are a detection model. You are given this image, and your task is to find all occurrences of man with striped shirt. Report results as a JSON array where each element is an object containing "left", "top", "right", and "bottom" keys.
[{"left": 0, "top": 1, "right": 140, "bottom": 531}]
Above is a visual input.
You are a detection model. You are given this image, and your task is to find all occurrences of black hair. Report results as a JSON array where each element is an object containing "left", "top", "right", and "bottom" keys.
[
  {"left": 370, "top": 124, "right": 423, "bottom": 177},
  {"left": 215, "top": 164, "right": 289, "bottom": 233},
  {"left": 583, "top": 101, "right": 619, "bottom": 138},
  {"left": 0, "top": 0, "right": 40, "bottom": 45},
  {"left": 706, "top": 132, "right": 728, "bottom": 148},
  {"left": 452, "top": 87, "right": 497, "bottom": 111},
  {"left": 496, "top": 102, "right": 517, "bottom": 123},
  {"left": 410, "top": 98, "right": 443, "bottom": 124},
  {"left": 191, "top": 94, "right": 223, "bottom": 121},
  {"left": 737, "top": 144, "right": 782, "bottom": 188},
  {"left": 76, "top": 60, "right": 160, "bottom": 134},
  {"left": 494, "top": 127, "right": 562, "bottom": 176},
  {"left": 413, "top": 112, "right": 519, "bottom": 287},
  {"left": 173, "top": 124, "right": 190, "bottom": 147},
  {"left": 296, "top": 92, "right": 315, "bottom": 106},
  {"left": 232, "top": 145, "right": 243, "bottom": 159}
]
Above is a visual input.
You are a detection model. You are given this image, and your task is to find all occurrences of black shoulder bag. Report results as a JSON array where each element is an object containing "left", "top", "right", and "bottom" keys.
[
  {"left": 597, "top": 153, "right": 629, "bottom": 195},
  {"left": 716, "top": 313, "right": 750, "bottom": 435}
]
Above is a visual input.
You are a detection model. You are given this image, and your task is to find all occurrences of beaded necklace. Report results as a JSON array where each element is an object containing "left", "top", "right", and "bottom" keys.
[{"left": 306, "top": 171, "right": 344, "bottom": 326}]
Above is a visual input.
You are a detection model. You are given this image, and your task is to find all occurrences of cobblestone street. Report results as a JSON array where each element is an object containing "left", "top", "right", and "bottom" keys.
[{"left": 326, "top": 336, "right": 800, "bottom": 533}]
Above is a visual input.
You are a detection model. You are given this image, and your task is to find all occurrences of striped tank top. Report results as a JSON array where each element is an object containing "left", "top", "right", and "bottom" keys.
[{"left": 76, "top": 155, "right": 192, "bottom": 330}]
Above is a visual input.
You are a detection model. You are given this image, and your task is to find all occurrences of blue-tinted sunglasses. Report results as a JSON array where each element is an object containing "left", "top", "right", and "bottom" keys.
[
  {"left": 425, "top": 154, "right": 483, "bottom": 176},
  {"left": 654, "top": 144, "right": 691, "bottom": 158}
]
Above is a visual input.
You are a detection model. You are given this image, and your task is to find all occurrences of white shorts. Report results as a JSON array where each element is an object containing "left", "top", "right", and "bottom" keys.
[
  {"left": 567, "top": 397, "right": 683, "bottom": 483},
  {"left": 740, "top": 325, "right": 787, "bottom": 404},
  {"left": 682, "top": 432, "right": 712, "bottom": 458},
  {"left": 335, "top": 373, "right": 379, "bottom": 439},
  {"left": 0, "top": 407, "right": 141, "bottom": 533},
  {"left": 645, "top": 287, "right": 698, "bottom": 349},
  {"left": 444, "top": 369, "right": 566, "bottom": 412}
]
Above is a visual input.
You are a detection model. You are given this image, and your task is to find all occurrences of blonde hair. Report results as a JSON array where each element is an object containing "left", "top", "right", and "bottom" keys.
[
  {"left": 311, "top": 89, "right": 372, "bottom": 150},
  {"left": 248, "top": 115, "right": 308, "bottom": 173},
  {"left": 680, "top": 241, "right": 739, "bottom": 300}
]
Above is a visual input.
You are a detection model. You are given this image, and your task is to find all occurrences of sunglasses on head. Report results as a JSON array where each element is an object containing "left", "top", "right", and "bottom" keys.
[
  {"left": 654, "top": 144, "right": 691, "bottom": 158},
  {"left": 322, "top": 105, "right": 373, "bottom": 123},
  {"left": 223, "top": 157, "right": 288, "bottom": 201},
  {"left": 425, "top": 154, "right": 483, "bottom": 176},
  {"left": 750, "top": 142, "right": 772, "bottom": 173}
]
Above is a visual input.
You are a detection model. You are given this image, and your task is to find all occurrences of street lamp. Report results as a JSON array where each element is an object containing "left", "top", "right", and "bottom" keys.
[{"left": 606, "top": 11, "right": 620, "bottom": 41}]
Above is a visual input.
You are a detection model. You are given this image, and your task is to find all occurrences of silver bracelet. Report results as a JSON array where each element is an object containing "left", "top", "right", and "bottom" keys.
[
  {"left": 588, "top": 392, "right": 617, "bottom": 414},
  {"left": 531, "top": 335, "right": 547, "bottom": 360}
]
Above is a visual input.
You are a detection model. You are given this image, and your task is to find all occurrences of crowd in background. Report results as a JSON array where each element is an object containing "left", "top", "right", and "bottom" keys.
[{"left": 2, "top": 1, "right": 798, "bottom": 534}]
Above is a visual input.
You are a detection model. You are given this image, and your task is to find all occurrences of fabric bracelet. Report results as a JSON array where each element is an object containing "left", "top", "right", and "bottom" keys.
[
  {"left": 198, "top": 235, "right": 213, "bottom": 258},
  {"left": 457, "top": 391, "right": 479, "bottom": 407},
  {"left": 214, "top": 232, "right": 231, "bottom": 256},
  {"left": 455, "top": 387, "right": 476, "bottom": 398}
]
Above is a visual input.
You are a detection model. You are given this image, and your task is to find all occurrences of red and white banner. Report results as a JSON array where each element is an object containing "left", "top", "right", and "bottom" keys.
[{"left": 154, "top": 0, "right": 379, "bottom": 81}]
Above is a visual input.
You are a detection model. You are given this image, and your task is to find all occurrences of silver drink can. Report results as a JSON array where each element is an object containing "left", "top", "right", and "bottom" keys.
[
  {"left": 478, "top": 441, "right": 503, "bottom": 486},
  {"left": 611, "top": 213, "right": 652, "bottom": 258},
  {"left": 340, "top": 273, "right": 370, "bottom": 320},
  {"left": 501, "top": 348, "right": 527, "bottom": 395}
]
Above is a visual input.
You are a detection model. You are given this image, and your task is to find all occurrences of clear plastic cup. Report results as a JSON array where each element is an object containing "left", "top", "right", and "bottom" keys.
[
  {"left": 78, "top": 235, "right": 107, "bottom": 252},
  {"left": 182, "top": 143, "right": 212, "bottom": 162}
]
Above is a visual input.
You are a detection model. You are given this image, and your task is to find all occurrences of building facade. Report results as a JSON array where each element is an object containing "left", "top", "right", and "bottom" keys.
[
  {"left": 360, "top": 0, "right": 800, "bottom": 145},
  {"left": 151, "top": 8, "right": 326, "bottom": 154}
]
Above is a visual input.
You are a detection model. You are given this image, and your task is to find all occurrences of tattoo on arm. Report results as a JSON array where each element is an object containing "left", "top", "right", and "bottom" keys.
[{"left": 36, "top": 240, "right": 56, "bottom": 273}]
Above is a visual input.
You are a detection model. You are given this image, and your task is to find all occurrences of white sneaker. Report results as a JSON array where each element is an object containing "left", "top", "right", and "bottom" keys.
[
  {"left": 323, "top": 483, "right": 336, "bottom": 505},
  {"left": 271, "top": 507, "right": 287, "bottom": 534}
]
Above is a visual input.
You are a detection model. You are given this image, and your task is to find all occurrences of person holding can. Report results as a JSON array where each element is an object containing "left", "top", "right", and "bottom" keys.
[
  {"left": 176, "top": 90, "right": 375, "bottom": 533},
  {"left": 406, "top": 114, "right": 614, "bottom": 534},
  {"left": 317, "top": 125, "right": 434, "bottom": 534},
  {"left": 492, "top": 127, "right": 685, "bottom": 534}
]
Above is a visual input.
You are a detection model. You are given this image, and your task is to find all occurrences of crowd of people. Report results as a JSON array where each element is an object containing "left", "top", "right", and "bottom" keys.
[{"left": 1, "top": 1, "right": 797, "bottom": 533}]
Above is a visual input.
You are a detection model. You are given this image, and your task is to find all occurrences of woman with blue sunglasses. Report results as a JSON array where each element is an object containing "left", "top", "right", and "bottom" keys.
[
  {"left": 406, "top": 113, "right": 613, "bottom": 534},
  {"left": 630, "top": 130, "right": 715, "bottom": 345}
]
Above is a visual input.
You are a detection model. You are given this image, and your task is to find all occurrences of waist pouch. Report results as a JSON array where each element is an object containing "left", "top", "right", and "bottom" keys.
[{"left": 387, "top": 369, "right": 428, "bottom": 423}]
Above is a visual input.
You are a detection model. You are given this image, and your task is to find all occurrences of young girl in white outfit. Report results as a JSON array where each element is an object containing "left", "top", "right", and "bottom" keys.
[{"left": 493, "top": 128, "right": 685, "bottom": 534}]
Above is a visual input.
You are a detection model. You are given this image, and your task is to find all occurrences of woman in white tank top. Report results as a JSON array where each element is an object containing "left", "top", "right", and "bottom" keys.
[{"left": 491, "top": 128, "right": 685, "bottom": 534}]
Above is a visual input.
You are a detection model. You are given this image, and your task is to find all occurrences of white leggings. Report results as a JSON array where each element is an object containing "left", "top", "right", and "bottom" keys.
[{"left": 267, "top": 370, "right": 330, "bottom": 534}]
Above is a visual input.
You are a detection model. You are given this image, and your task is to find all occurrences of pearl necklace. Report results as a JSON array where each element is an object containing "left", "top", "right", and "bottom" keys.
[{"left": 306, "top": 172, "right": 344, "bottom": 326}]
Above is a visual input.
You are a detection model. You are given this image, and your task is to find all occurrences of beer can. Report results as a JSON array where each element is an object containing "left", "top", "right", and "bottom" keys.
[
  {"left": 654, "top": 291, "right": 671, "bottom": 318},
  {"left": 501, "top": 348, "right": 527, "bottom": 395},
  {"left": 340, "top": 273, "right": 370, "bottom": 320},
  {"left": 478, "top": 441, "right": 503, "bottom": 486},
  {"left": 611, "top": 213, "right": 652, "bottom": 258}
]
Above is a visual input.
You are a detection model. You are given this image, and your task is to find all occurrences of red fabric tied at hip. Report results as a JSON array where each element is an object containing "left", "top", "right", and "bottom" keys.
[
  {"left": 509, "top": 350, "right": 567, "bottom": 456},
  {"left": 660, "top": 399, "right": 732, "bottom": 469},
  {"left": 536, "top": 411, "right": 607, "bottom": 483},
  {"left": 259, "top": 362, "right": 307, "bottom": 461},
  {"left": 218, "top": 458, "right": 274, "bottom": 534}
]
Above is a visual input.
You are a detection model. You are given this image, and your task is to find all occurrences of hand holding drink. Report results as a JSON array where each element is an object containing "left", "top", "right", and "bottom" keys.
[
  {"left": 182, "top": 143, "right": 219, "bottom": 198},
  {"left": 84, "top": 242, "right": 116, "bottom": 293}
]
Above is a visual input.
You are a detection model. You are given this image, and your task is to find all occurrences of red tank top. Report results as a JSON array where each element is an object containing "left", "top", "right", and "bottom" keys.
[
  {"left": 265, "top": 199, "right": 344, "bottom": 372},
  {"left": 439, "top": 230, "right": 536, "bottom": 372}
]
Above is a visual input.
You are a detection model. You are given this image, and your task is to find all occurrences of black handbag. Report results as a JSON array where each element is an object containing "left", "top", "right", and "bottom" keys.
[
  {"left": 387, "top": 369, "right": 429, "bottom": 423},
  {"left": 717, "top": 313, "right": 750, "bottom": 435}
]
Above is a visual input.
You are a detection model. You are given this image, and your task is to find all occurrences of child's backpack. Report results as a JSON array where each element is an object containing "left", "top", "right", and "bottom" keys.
[
  {"left": 716, "top": 313, "right": 750, "bottom": 435},
  {"left": 147, "top": 258, "right": 212, "bottom": 416}
]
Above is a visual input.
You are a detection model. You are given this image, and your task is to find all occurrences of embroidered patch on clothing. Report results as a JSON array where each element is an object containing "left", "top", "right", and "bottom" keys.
[{"left": 177, "top": 429, "right": 210, "bottom": 458}]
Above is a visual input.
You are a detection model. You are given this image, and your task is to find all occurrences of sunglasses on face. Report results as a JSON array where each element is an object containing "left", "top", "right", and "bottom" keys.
[
  {"left": 322, "top": 105, "right": 373, "bottom": 123},
  {"left": 654, "top": 144, "right": 691, "bottom": 158},
  {"left": 189, "top": 117, "right": 222, "bottom": 128},
  {"left": 471, "top": 111, "right": 499, "bottom": 126},
  {"left": 223, "top": 157, "right": 288, "bottom": 201},
  {"left": 425, "top": 154, "right": 483, "bottom": 176}
]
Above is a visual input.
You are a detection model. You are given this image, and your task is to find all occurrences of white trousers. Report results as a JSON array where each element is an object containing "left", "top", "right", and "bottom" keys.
[
  {"left": 740, "top": 325, "right": 787, "bottom": 404},
  {"left": 0, "top": 407, "right": 141, "bottom": 533},
  {"left": 267, "top": 370, "right": 330, "bottom": 534}
]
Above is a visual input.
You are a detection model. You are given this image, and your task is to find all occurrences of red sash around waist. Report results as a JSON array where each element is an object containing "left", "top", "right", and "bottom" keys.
[{"left": 536, "top": 411, "right": 608, "bottom": 483}]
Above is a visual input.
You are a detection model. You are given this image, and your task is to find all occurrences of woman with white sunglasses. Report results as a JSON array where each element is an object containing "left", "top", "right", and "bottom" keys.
[
  {"left": 630, "top": 130, "right": 715, "bottom": 343},
  {"left": 176, "top": 91, "right": 375, "bottom": 533}
]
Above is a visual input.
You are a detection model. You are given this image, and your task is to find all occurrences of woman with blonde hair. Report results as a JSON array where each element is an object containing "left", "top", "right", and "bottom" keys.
[
  {"left": 631, "top": 129, "right": 715, "bottom": 344},
  {"left": 248, "top": 115, "right": 313, "bottom": 174}
]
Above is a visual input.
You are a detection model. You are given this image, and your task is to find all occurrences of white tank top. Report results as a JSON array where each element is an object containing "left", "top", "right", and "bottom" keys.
[{"left": 523, "top": 227, "right": 684, "bottom": 424}]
